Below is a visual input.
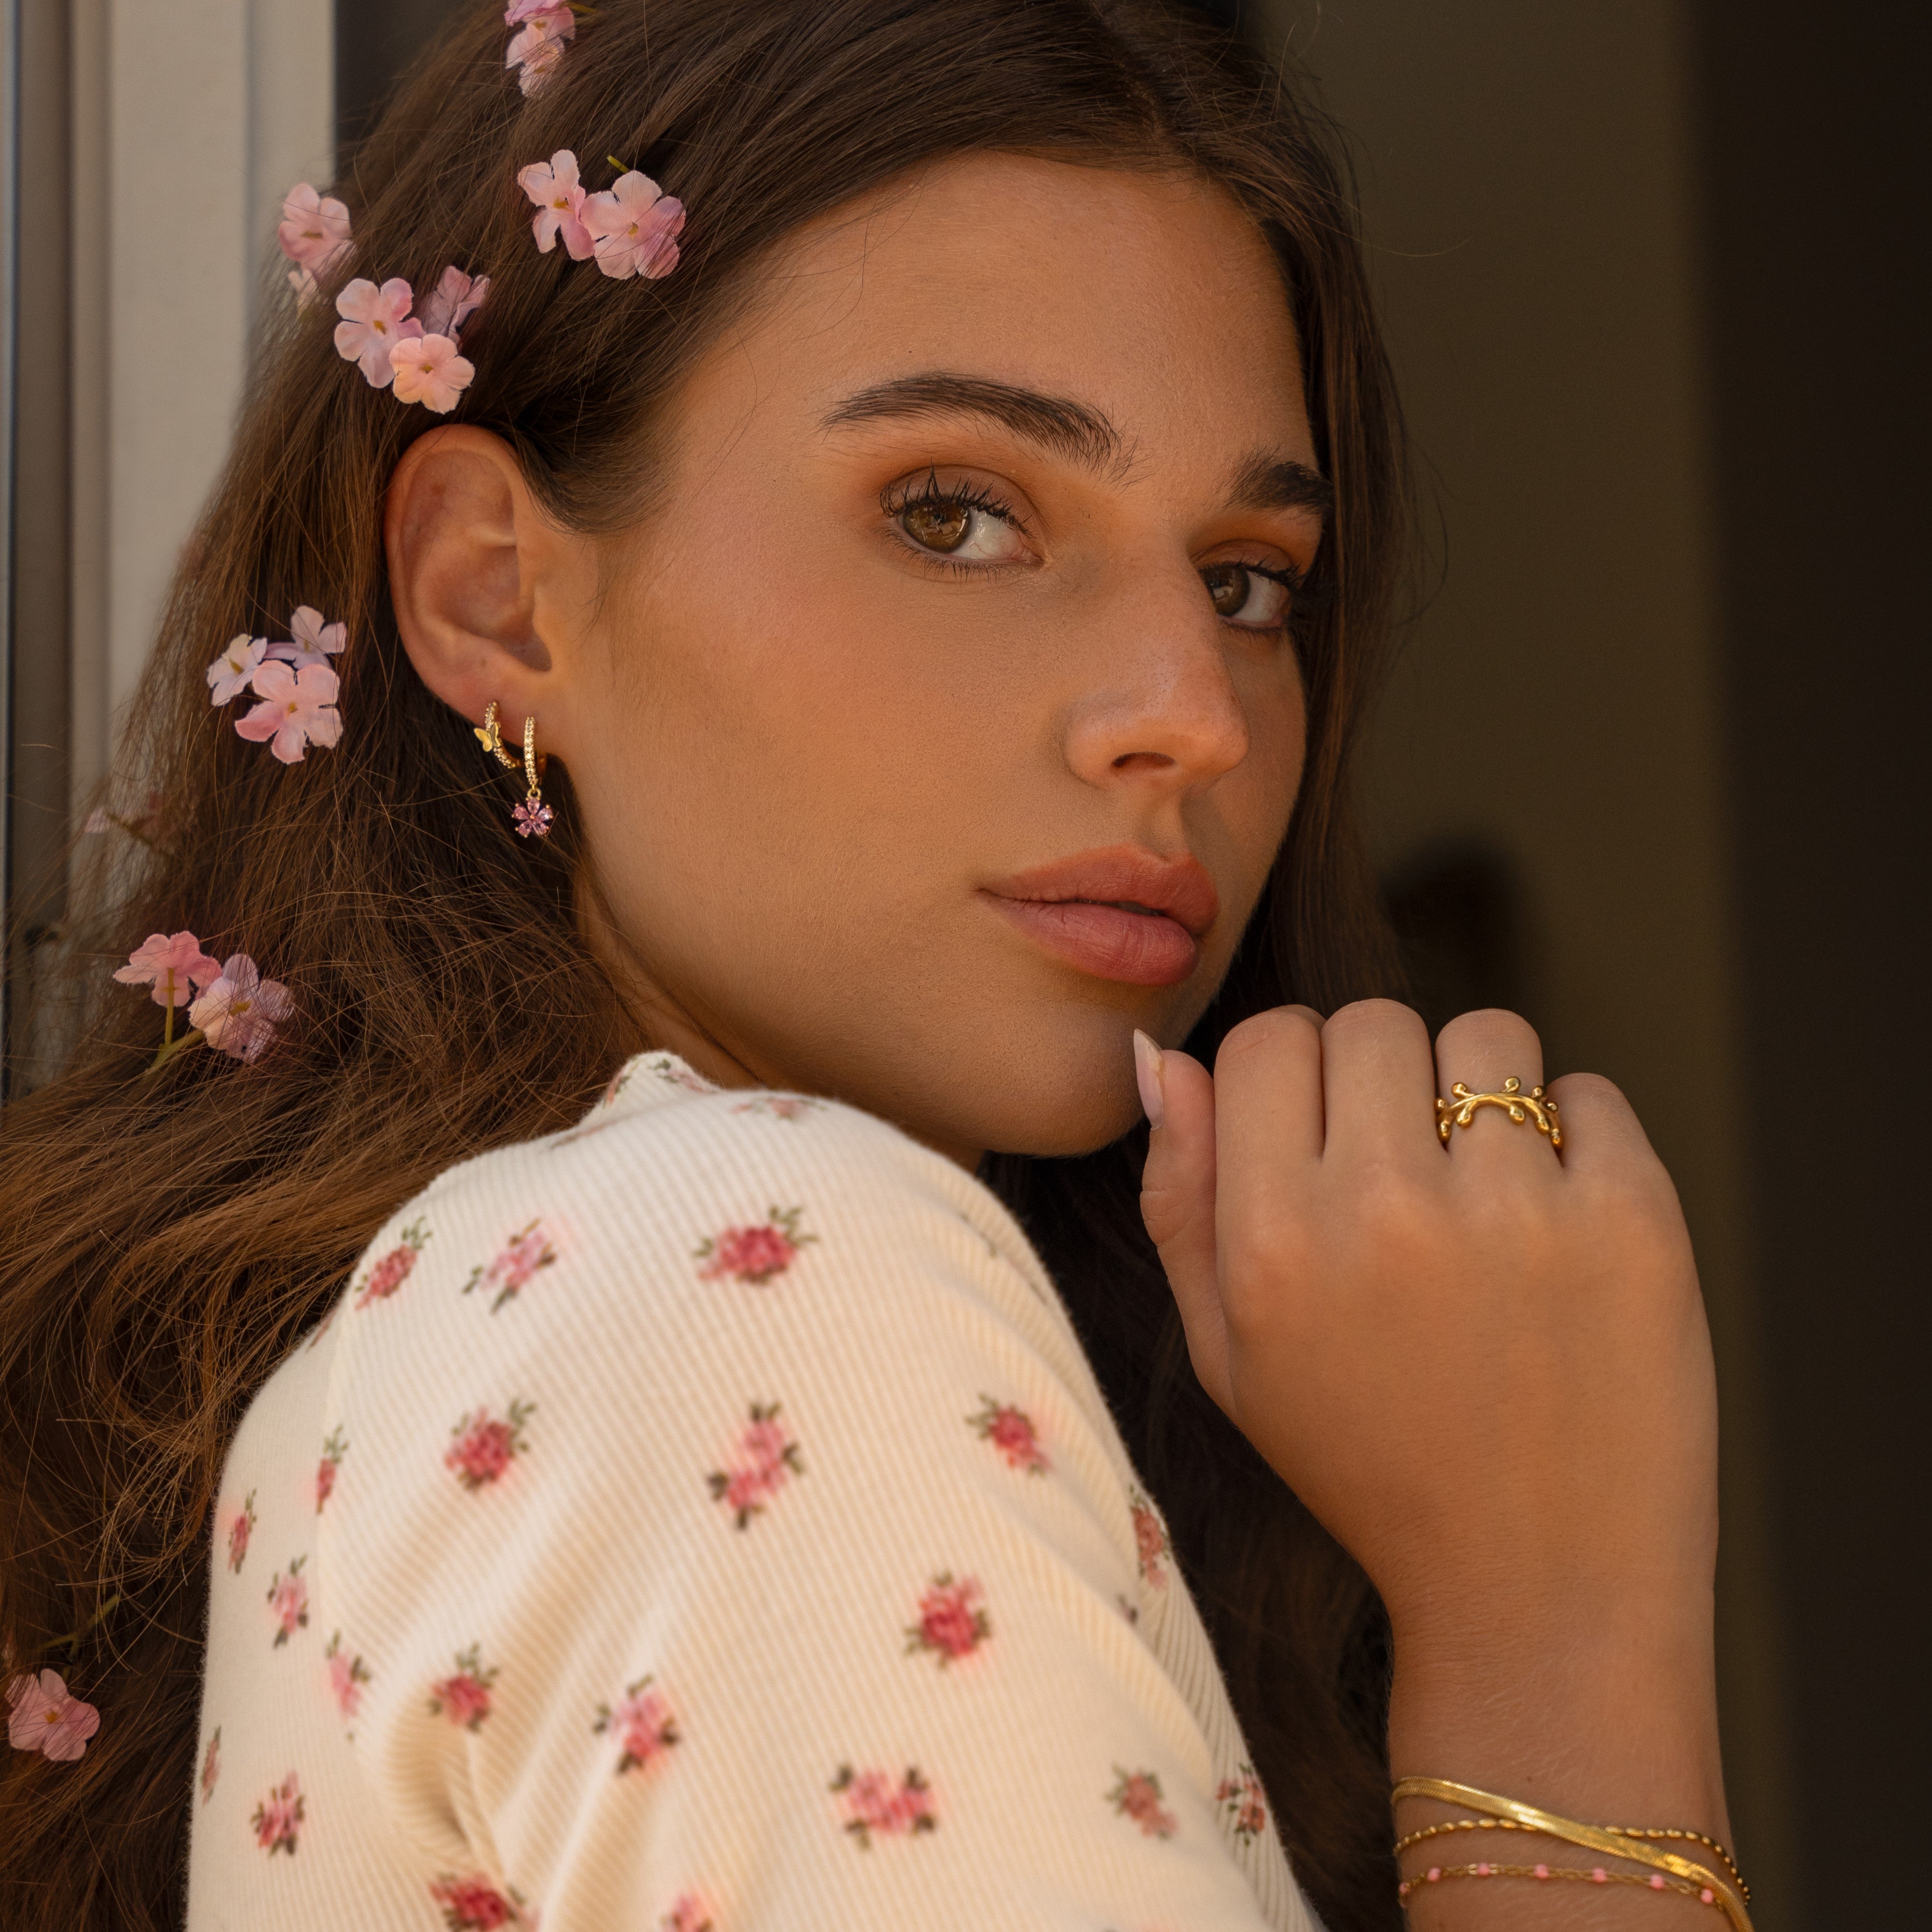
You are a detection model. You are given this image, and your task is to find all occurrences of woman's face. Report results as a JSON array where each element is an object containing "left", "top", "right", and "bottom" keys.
[{"left": 464, "top": 154, "right": 1321, "bottom": 1164}]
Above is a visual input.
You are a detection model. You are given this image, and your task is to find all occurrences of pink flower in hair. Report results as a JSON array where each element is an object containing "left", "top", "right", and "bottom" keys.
[
  {"left": 419, "top": 267, "right": 490, "bottom": 345},
  {"left": 278, "top": 182, "right": 351, "bottom": 277},
  {"left": 7, "top": 1669, "right": 102, "bottom": 1761},
  {"left": 266, "top": 606, "right": 348, "bottom": 671},
  {"left": 518, "top": 151, "right": 596, "bottom": 260},
  {"left": 235, "top": 658, "right": 342, "bottom": 763},
  {"left": 115, "top": 931, "right": 222, "bottom": 1009},
  {"left": 334, "top": 276, "right": 415, "bottom": 387},
  {"left": 504, "top": 0, "right": 565, "bottom": 21},
  {"left": 189, "top": 954, "right": 295, "bottom": 1063},
  {"left": 391, "top": 334, "right": 475, "bottom": 414},
  {"left": 584, "top": 172, "right": 685, "bottom": 282},
  {"left": 206, "top": 633, "right": 267, "bottom": 704},
  {"left": 506, "top": 9, "right": 575, "bottom": 96}
]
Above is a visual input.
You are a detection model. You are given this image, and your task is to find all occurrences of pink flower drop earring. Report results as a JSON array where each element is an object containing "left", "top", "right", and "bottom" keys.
[{"left": 475, "top": 701, "right": 554, "bottom": 838}]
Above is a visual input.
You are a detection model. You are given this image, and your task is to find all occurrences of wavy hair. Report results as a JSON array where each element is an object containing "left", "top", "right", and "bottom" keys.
[{"left": 0, "top": 3, "right": 1407, "bottom": 1925}]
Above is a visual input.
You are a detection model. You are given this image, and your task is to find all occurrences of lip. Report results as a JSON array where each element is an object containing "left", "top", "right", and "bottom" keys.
[{"left": 980, "top": 844, "right": 1219, "bottom": 988}]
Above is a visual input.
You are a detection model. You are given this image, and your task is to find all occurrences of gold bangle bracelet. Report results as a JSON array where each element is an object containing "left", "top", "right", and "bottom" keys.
[
  {"left": 1391, "top": 1778, "right": 1754, "bottom": 1932},
  {"left": 1391, "top": 1814, "right": 1749, "bottom": 1900}
]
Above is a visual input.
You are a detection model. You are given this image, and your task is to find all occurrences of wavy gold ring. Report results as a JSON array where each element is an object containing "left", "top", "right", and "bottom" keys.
[{"left": 1435, "top": 1077, "right": 1561, "bottom": 1148}]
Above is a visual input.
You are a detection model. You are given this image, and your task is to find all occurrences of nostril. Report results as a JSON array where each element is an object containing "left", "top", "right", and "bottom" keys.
[{"left": 1110, "top": 750, "right": 1177, "bottom": 771}]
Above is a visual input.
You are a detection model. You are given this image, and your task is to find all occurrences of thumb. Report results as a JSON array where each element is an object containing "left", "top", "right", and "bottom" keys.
[{"left": 1134, "top": 1031, "right": 1232, "bottom": 1413}]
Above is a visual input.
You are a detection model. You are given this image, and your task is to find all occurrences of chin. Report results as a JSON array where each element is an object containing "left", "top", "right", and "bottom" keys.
[{"left": 951, "top": 1026, "right": 1153, "bottom": 1162}]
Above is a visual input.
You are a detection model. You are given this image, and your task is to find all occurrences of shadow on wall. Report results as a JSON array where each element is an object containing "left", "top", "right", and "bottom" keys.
[{"left": 1380, "top": 844, "right": 1525, "bottom": 1038}]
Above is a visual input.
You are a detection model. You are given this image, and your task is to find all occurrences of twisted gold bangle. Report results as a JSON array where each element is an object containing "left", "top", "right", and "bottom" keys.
[
  {"left": 1391, "top": 1778, "right": 1753, "bottom": 1931},
  {"left": 1391, "top": 1814, "right": 1748, "bottom": 1900}
]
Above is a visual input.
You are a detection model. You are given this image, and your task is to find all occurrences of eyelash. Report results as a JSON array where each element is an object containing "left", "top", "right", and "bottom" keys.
[{"left": 879, "top": 473, "right": 1314, "bottom": 622}]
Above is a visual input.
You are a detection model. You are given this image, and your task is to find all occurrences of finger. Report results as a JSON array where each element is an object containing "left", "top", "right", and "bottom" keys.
[
  {"left": 1134, "top": 1034, "right": 1233, "bottom": 1412},
  {"left": 1432, "top": 1007, "right": 1557, "bottom": 1164},
  {"left": 1542, "top": 1070, "right": 1662, "bottom": 1177},
  {"left": 1314, "top": 998, "right": 1440, "bottom": 1169}
]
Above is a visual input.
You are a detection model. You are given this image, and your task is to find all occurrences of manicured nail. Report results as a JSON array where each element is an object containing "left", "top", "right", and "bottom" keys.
[{"left": 1132, "top": 1029, "right": 1165, "bottom": 1129}]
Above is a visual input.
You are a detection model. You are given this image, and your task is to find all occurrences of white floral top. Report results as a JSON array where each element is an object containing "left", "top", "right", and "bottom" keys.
[{"left": 187, "top": 1052, "right": 1320, "bottom": 1932}]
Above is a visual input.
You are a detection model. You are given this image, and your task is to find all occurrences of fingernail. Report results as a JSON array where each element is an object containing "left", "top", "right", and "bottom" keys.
[{"left": 1132, "top": 1029, "right": 1165, "bottom": 1129}]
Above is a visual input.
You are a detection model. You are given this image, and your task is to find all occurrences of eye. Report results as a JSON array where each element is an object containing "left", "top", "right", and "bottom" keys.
[
  {"left": 887, "top": 477, "right": 1030, "bottom": 566},
  {"left": 1200, "top": 562, "right": 1296, "bottom": 629}
]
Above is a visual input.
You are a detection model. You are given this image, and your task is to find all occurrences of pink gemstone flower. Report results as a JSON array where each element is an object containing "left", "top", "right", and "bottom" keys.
[
  {"left": 267, "top": 1556, "right": 309, "bottom": 1646},
  {"left": 234, "top": 658, "right": 342, "bottom": 764},
  {"left": 200, "top": 1726, "right": 221, "bottom": 1801},
  {"left": 189, "top": 953, "right": 295, "bottom": 1063},
  {"left": 708, "top": 1400, "right": 803, "bottom": 1528},
  {"left": 831, "top": 1764, "right": 937, "bottom": 1848},
  {"left": 518, "top": 150, "right": 595, "bottom": 260},
  {"left": 583, "top": 171, "right": 685, "bottom": 281},
  {"left": 506, "top": 8, "right": 575, "bottom": 96},
  {"left": 6, "top": 1669, "right": 102, "bottom": 1761},
  {"left": 278, "top": 182, "right": 351, "bottom": 277},
  {"left": 227, "top": 1490, "right": 257, "bottom": 1572},
  {"left": 512, "top": 797, "right": 554, "bottom": 838},
  {"left": 206, "top": 633, "right": 267, "bottom": 704},
  {"left": 445, "top": 1398, "right": 535, "bottom": 1491},
  {"left": 114, "top": 931, "right": 222, "bottom": 1011},
  {"left": 429, "top": 1874, "right": 530, "bottom": 1931},
  {"left": 695, "top": 1206, "right": 813, "bottom": 1284},
  {"left": 418, "top": 266, "right": 490, "bottom": 344},
  {"left": 967, "top": 1396, "right": 1049, "bottom": 1474},
  {"left": 430, "top": 1645, "right": 499, "bottom": 1732},
  {"left": 251, "top": 1772, "right": 304, "bottom": 1854},
  {"left": 1108, "top": 1766, "right": 1178, "bottom": 1839},
  {"left": 593, "top": 1673, "right": 680, "bottom": 1775},
  {"left": 265, "top": 606, "right": 348, "bottom": 671},
  {"left": 391, "top": 333, "right": 476, "bottom": 414},
  {"left": 905, "top": 1573, "right": 989, "bottom": 1666},
  {"left": 334, "top": 276, "right": 415, "bottom": 387}
]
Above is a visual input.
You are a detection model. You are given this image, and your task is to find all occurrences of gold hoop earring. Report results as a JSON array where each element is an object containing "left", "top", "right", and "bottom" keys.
[{"left": 475, "top": 700, "right": 554, "bottom": 839}]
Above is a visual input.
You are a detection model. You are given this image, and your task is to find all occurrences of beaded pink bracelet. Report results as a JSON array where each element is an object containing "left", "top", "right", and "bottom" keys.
[{"left": 1397, "top": 1858, "right": 1732, "bottom": 1912}]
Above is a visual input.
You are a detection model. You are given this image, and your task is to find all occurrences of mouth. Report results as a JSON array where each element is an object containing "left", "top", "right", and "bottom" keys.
[{"left": 979, "top": 845, "right": 1219, "bottom": 988}]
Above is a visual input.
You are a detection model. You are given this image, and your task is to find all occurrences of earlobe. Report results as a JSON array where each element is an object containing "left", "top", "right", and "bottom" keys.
[{"left": 384, "top": 425, "right": 559, "bottom": 727}]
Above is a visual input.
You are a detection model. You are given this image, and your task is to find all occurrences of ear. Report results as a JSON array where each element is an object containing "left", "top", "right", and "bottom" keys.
[{"left": 384, "top": 425, "right": 591, "bottom": 749}]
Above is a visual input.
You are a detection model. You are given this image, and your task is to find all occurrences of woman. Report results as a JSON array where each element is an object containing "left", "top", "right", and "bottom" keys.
[{"left": 0, "top": 3, "right": 1740, "bottom": 1928}]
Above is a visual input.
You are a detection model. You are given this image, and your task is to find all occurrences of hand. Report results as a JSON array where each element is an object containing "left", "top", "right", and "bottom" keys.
[{"left": 1136, "top": 1000, "right": 1724, "bottom": 1773}]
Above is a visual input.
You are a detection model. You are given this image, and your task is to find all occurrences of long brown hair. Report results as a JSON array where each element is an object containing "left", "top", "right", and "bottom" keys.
[{"left": 0, "top": 3, "right": 1407, "bottom": 1925}]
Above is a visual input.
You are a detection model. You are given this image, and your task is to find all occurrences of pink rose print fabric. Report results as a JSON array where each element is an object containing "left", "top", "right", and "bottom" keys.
[
  {"left": 730, "top": 1093, "right": 822, "bottom": 1122},
  {"left": 1130, "top": 1488, "right": 1170, "bottom": 1588},
  {"left": 200, "top": 1726, "right": 221, "bottom": 1802},
  {"left": 445, "top": 1398, "right": 534, "bottom": 1491},
  {"left": 429, "top": 1873, "right": 534, "bottom": 1930},
  {"left": 593, "top": 1672, "right": 680, "bottom": 1774},
  {"left": 251, "top": 1772, "right": 305, "bottom": 1854},
  {"left": 463, "top": 1219, "right": 556, "bottom": 1314},
  {"left": 1108, "top": 1766, "right": 1177, "bottom": 1840},
  {"left": 831, "top": 1764, "right": 937, "bottom": 1848},
  {"left": 694, "top": 1205, "right": 814, "bottom": 1284},
  {"left": 1217, "top": 1764, "right": 1269, "bottom": 1842},
  {"left": 967, "top": 1395, "right": 1049, "bottom": 1474},
  {"left": 904, "top": 1573, "right": 990, "bottom": 1666},
  {"left": 325, "top": 1631, "right": 371, "bottom": 1722},
  {"left": 267, "top": 1556, "right": 309, "bottom": 1646},
  {"left": 226, "top": 1490, "right": 257, "bottom": 1572},
  {"left": 354, "top": 1217, "right": 430, "bottom": 1308},
  {"left": 430, "top": 1645, "right": 499, "bottom": 1732},
  {"left": 661, "top": 1895, "right": 713, "bottom": 1932},
  {"left": 315, "top": 1425, "right": 348, "bottom": 1512},
  {"left": 707, "top": 1400, "right": 803, "bottom": 1528}
]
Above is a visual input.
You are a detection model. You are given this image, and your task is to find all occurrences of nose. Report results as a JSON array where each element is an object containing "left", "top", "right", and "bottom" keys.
[{"left": 1060, "top": 570, "right": 1252, "bottom": 795}]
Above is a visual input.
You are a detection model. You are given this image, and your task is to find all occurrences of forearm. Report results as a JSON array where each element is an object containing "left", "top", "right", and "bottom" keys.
[{"left": 1388, "top": 1594, "right": 1736, "bottom": 1927}]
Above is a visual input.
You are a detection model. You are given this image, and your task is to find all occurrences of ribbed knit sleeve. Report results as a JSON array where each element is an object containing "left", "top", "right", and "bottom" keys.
[{"left": 188, "top": 1054, "right": 1314, "bottom": 1932}]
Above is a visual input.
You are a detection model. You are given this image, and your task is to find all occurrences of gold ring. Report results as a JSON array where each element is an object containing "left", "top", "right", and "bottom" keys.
[{"left": 1435, "top": 1077, "right": 1561, "bottom": 1148}]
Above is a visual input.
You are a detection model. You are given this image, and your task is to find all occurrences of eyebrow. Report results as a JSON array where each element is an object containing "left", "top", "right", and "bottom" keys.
[{"left": 821, "top": 370, "right": 1335, "bottom": 521}]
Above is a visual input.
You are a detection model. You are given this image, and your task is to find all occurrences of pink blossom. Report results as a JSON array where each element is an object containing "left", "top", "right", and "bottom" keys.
[
  {"left": 200, "top": 1727, "right": 221, "bottom": 1801},
  {"left": 504, "top": 0, "right": 565, "bottom": 21},
  {"left": 463, "top": 1220, "right": 556, "bottom": 1313},
  {"left": 278, "top": 182, "right": 350, "bottom": 277},
  {"left": 234, "top": 658, "right": 342, "bottom": 764},
  {"left": 114, "top": 931, "right": 222, "bottom": 1010},
  {"left": 430, "top": 1875, "right": 522, "bottom": 1931},
  {"left": 206, "top": 633, "right": 267, "bottom": 704},
  {"left": 1108, "top": 1766, "right": 1177, "bottom": 1839},
  {"left": 433, "top": 1673, "right": 493, "bottom": 1731},
  {"left": 1132, "top": 1495, "right": 1169, "bottom": 1587},
  {"left": 327, "top": 1644, "right": 365, "bottom": 1720},
  {"left": 506, "top": 10, "right": 574, "bottom": 96},
  {"left": 661, "top": 1897, "right": 712, "bottom": 1932},
  {"left": 596, "top": 1675, "right": 680, "bottom": 1774},
  {"left": 315, "top": 1458, "right": 336, "bottom": 1511},
  {"left": 265, "top": 606, "right": 347, "bottom": 671},
  {"left": 227, "top": 1492, "right": 257, "bottom": 1572},
  {"left": 832, "top": 1764, "right": 936, "bottom": 1846},
  {"left": 189, "top": 954, "right": 295, "bottom": 1063},
  {"left": 1216, "top": 1767, "right": 1269, "bottom": 1840},
  {"left": 267, "top": 1560, "right": 309, "bottom": 1645},
  {"left": 251, "top": 1772, "right": 304, "bottom": 1853},
  {"left": 740, "top": 1417, "right": 790, "bottom": 1468},
  {"left": 907, "top": 1574, "right": 988, "bottom": 1664},
  {"left": 391, "top": 333, "right": 475, "bottom": 414},
  {"left": 6, "top": 1669, "right": 102, "bottom": 1761},
  {"left": 582, "top": 171, "right": 685, "bottom": 281},
  {"left": 419, "top": 266, "right": 490, "bottom": 344},
  {"left": 518, "top": 150, "right": 595, "bottom": 259},
  {"left": 968, "top": 1397, "right": 1049, "bottom": 1473},
  {"left": 696, "top": 1206, "right": 812, "bottom": 1284},
  {"left": 445, "top": 1400, "right": 533, "bottom": 1490},
  {"left": 334, "top": 276, "right": 415, "bottom": 387},
  {"left": 355, "top": 1220, "right": 428, "bottom": 1307}
]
